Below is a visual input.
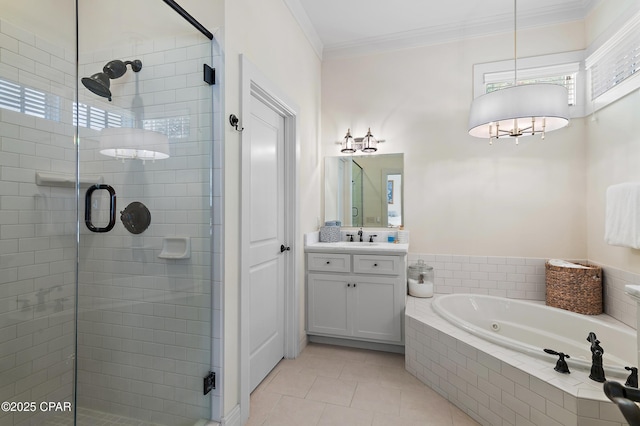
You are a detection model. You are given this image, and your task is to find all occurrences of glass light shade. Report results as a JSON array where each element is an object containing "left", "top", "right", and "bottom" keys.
[
  {"left": 340, "top": 129, "right": 356, "bottom": 153},
  {"left": 468, "top": 84, "right": 569, "bottom": 139},
  {"left": 99, "top": 127, "right": 170, "bottom": 160},
  {"left": 361, "top": 128, "right": 378, "bottom": 153}
]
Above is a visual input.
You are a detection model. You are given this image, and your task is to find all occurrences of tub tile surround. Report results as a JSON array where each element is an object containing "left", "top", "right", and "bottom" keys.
[
  {"left": 405, "top": 297, "right": 629, "bottom": 426},
  {"left": 408, "top": 253, "right": 639, "bottom": 329}
]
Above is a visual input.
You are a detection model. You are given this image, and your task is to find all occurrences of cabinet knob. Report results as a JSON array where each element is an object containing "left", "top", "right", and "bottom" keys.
[
  {"left": 326, "top": 261, "right": 330, "bottom": 264},
  {"left": 373, "top": 263, "right": 378, "bottom": 267},
  {"left": 347, "top": 283, "right": 351, "bottom": 287},
  {"left": 353, "top": 283, "right": 357, "bottom": 288}
]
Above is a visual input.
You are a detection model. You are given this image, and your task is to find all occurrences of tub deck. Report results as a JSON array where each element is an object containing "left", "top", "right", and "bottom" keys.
[{"left": 405, "top": 296, "right": 629, "bottom": 426}]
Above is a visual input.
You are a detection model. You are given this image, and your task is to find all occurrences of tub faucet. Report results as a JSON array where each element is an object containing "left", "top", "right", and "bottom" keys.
[
  {"left": 626, "top": 367, "right": 638, "bottom": 388},
  {"left": 587, "top": 332, "right": 606, "bottom": 382},
  {"left": 544, "top": 348, "right": 570, "bottom": 374}
]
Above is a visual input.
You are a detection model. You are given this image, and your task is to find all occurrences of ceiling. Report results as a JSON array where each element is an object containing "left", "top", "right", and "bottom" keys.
[{"left": 287, "top": 0, "right": 600, "bottom": 58}]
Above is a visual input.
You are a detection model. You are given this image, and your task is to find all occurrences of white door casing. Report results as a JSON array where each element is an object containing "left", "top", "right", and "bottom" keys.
[{"left": 239, "top": 55, "right": 300, "bottom": 424}]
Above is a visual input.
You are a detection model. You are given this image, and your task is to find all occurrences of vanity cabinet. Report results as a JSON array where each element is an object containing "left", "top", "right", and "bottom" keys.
[{"left": 306, "top": 251, "right": 406, "bottom": 345}]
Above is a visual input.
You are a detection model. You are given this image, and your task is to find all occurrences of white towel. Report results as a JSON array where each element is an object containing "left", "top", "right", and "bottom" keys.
[
  {"left": 605, "top": 182, "right": 640, "bottom": 249},
  {"left": 548, "top": 259, "right": 590, "bottom": 269}
]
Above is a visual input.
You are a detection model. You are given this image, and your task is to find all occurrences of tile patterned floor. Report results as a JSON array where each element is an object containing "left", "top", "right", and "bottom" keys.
[{"left": 247, "top": 343, "right": 480, "bottom": 426}]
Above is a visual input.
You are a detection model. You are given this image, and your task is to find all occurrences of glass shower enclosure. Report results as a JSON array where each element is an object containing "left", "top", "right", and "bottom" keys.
[
  {"left": 351, "top": 160, "right": 364, "bottom": 227},
  {"left": 0, "top": 1, "right": 218, "bottom": 424}
]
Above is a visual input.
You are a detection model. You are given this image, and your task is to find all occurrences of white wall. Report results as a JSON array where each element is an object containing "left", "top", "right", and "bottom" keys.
[
  {"left": 322, "top": 21, "right": 587, "bottom": 259},
  {"left": 585, "top": 80, "right": 640, "bottom": 275},
  {"left": 222, "top": 0, "right": 322, "bottom": 416},
  {"left": 584, "top": 0, "right": 640, "bottom": 275}
]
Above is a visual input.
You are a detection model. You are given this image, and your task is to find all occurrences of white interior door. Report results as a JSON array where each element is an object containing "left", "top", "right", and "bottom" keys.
[{"left": 248, "top": 94, "right": 286, "bottom": 391}]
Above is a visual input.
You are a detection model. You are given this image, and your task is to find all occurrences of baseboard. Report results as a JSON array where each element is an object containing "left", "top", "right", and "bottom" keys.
[
  {"left": 308, "top": 335, "right": 405, "bottom": 354},
  {"left": 194, "top": 420, "right": 220, "bottom": 426},
  {"left": 298, "top": 334, "right": 308, "bottom": 355},
  {"left": 220, "top": 404, "right": 241, "bottom": 426}
]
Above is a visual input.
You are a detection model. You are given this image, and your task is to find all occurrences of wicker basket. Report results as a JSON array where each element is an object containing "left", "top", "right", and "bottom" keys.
[{"left": 545, "top": 261, "right": 602, "bottom": 315}]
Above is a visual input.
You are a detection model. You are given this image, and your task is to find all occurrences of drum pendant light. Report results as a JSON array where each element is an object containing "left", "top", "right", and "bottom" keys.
[{"left": 467, "top": 0, "right": 569, "bottom": 144}]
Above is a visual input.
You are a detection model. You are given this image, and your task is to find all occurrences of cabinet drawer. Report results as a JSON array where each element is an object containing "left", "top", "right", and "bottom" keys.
[
  {"left": 353, "top": 255, "right": 401, "bottom": 275},
  {"left": 307, "top": 253, "right": 351, "bottom": 272}
]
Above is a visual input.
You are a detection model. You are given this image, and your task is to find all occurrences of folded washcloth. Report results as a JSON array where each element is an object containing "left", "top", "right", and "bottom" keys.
[{"left": 605, "top": 182, "right": 640, "bottom": 249}]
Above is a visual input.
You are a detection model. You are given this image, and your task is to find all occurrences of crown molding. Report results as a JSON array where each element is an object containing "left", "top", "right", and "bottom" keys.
[
  {"left": 310, "top": 0, "right": 603, "bottom": 59},
  {"left": 322, "top": 0, "right": 601, "bottom": 59},
  {"left": 282, "top": 0, "right": 324, "bottom": 60},
  {"left": 282, "top": 0, "right": 601, "bottom": 61}
]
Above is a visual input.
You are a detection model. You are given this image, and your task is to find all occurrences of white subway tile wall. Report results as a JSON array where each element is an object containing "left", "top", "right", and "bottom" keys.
[
  {"left": 408, "top": 254, "right": 549, "bottom": 300},
  {"left": 409, "top": 253, "right": 639, "bottom": 329},
  {"left": 597, "top": 262, "right": 639, "bottom": 328},
  {"left": 0, "top": 17, "right": 76, "bottom": 426},
  {"left": 0, "top": 15, "right": 222, "bottom": 425},
  {"left": 75, "top": 35, "right": 215, "bottom": 424}
]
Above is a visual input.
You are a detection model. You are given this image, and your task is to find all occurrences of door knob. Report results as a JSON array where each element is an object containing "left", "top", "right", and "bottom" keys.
[{"left": 280, "top": 244, "right": 291, "bottom": 253}]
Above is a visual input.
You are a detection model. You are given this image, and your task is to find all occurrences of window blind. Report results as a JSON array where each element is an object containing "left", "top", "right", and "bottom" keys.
[
  {"left": 586, "top": 10, "right": 640, "bottom": 101},
  {"left": 483, "top": 63, "right": 579, "bottom": 106},
  {"left": 0, "top": 78, "right": 60, "bottom": 120}
]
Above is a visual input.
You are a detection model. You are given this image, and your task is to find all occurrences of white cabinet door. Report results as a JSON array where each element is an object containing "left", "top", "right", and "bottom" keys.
[
  {"left": 352, "top": 276, "right": 403, "bottom": 343},
  {"left": 307, "top": 274, "right": 350, "bottom": 337}
]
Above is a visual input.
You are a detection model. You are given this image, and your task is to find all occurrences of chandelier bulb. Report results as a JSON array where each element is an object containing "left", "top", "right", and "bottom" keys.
[
  {"left": 541, "top": 132, "right": 546, "bottom": 140},
  {"left": 515, "top": 137, "right": 519, "bottom": 145}
]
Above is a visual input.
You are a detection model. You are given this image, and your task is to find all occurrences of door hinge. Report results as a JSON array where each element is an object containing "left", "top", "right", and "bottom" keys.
[
  {"left": 204, "top": 64, "right": 215, "bottom": 85},
  {"left": 203, "top": 371, "right": 216, "bottom": 395}
]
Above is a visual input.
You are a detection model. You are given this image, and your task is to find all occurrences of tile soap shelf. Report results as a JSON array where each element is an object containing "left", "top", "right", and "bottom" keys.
[{"left": 158, "top": 237, "right": 191, "bottom": 259}]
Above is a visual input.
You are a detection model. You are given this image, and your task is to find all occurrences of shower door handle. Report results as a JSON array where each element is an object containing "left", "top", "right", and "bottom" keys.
[{"left": 85, "top": 184, "right": 116, "bottom": 233}]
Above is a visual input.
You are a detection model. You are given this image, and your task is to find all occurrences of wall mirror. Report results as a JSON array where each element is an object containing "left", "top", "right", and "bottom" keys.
[{"left": 324, "top": 154, "right": 403, "bottom": 228}]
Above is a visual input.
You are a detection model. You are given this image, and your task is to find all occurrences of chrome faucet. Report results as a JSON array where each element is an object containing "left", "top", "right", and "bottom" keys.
[{"left": 357, "top": 228, "right": 363, "bottom": 242}]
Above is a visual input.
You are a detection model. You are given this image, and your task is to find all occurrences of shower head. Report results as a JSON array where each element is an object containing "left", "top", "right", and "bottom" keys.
[
  {"left": 81, "top": 72, "right": 112, "bottom": 101},
  {"left": 81, "top": 59, "right": 142, "bottom": 102}
]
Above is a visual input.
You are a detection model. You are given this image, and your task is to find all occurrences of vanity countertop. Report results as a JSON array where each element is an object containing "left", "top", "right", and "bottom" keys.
[{"left": 304, "top": 241, "right": 409, "bottom": 255}]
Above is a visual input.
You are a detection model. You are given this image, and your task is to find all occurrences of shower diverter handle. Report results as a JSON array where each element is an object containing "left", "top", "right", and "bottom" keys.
[{"left": 85, "top": 184, "right": 116, "bottom": 233}]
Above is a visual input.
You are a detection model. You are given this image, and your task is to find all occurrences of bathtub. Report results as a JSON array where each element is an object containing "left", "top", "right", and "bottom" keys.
[
  {"left": 432, "top": 293, "right": 636, "bottom": 376},
  {"left": 405, "top": 295, "right": 636, "bottom": 425}
]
